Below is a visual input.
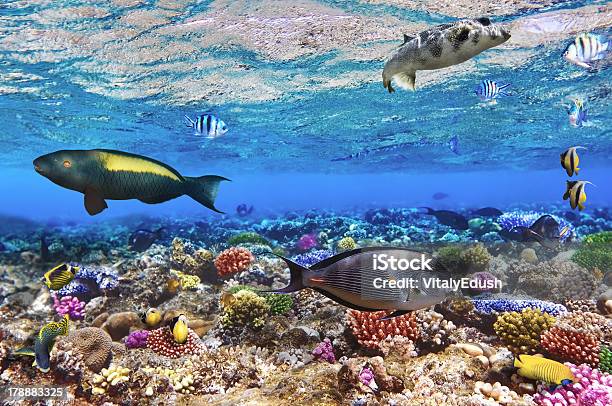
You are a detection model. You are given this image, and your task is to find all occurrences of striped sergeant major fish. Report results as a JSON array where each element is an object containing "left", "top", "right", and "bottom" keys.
[
  {"left": 563, "top": 180, "right": 594, "bottom": 211},
  {"left": 185, "top": 114, "right": 228, "bottom": 138},
  {"left": 332, "top": 135, "right": 459, "bottom": 161},
  {"left": 14, "top": 314, "right": 70, "bottom": 373},
  {"left": 34, "top": 149, "right": 229, "bottom": 215},
  {"left": 560, "top": 146, "right": 585, "bottom": 177},
  {"left": 563, "top": 33, "right": 610, "bottom": 69},
  {"left": 567, "top": 99, "right": 587, "bottom": 127},
  {"left": 474, "top": 79, "right": 511, "bottom": 101}
]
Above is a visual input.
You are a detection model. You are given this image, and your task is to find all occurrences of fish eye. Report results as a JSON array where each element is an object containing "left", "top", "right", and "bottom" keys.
[{"left": 63, "top": 160, "right": 72, "bottom": 168}]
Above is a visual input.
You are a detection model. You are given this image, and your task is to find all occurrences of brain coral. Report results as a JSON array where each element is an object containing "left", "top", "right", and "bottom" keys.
[
  {"left": 214, "top": 247, "right": 254, "bottom": 277},
  {"left": 346, "top": 310, "right": 419, "bottom": 351},
  {"left": 57, "top": 327, "right": 114, "bottom": 373},
  {"left": 493, "top": 308, "right": 555, "bottom": 354}
]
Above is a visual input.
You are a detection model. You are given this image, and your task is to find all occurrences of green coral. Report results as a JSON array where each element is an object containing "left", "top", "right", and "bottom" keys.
[
  {"left": 461, "top": 243, "right": 491, "bottom": 272},
  {"left": 600, "top": 345, "right": 612, "bottom": 374},
  {"left": 436, "top": 246, "right": 468, "bottom": 273},
  {"left": 221, "top": 290, "right": 270, "bottom": 329},
  {"left": 337, "top": 236, "right": 357, "bottom": 251},
  {"left": 227, "top": 232, "right": 271, "bottom": 247},
  {"left": 264, "top": 294, "right": 293, "bottom": 315},
  {"left": 572, "top": 231, "right": 612, "bottom": 272},
  {"left": 493, "top": 308, "right": 556, "bottom": 354}
]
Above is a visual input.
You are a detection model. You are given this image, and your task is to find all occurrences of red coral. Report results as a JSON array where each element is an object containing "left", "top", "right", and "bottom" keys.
[
  {"left": 346, "top": 310, "right": 420, "bottom": 350},
  {"left": 540, "top": 326, "right": 600, "bottom": 366},
  {"left": 146, "top": 327, "right": 205, "bottom": 358},
  {"left": 214, "top": 247, "right": 254, "bottom": 277}
]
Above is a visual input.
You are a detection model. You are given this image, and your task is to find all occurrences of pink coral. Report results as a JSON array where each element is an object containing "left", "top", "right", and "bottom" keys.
[
  {"left": 297, "top": 233, "right": 318, "bottom": 251},
  {"left": 312, "top": 338, "right": 335, "bottom": 363},
  {"left": 53, "top": 294, "right": 86, "bottom": 320},
  {"left": 534, "top": 363, "right": 612, "bottom": 406},
  {"left": 346, "top": 310, "right": 420, "bottom": 350},
  {"left": 146, "top": 327, "right": 205, "bottom": 358},
  {"left": 214, "top": 247, "right": 254, "bottom": 277}
]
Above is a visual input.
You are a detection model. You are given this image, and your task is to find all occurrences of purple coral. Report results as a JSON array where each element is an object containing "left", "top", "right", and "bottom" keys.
[
  {"left": 52, "top": 294, "right": 86, "bottom": 320},
  {"left": 472, "top": 299, "right": 567, "bottom": 316},
  {"left": 297, "top": 233, "right": 318, "bottom": 251},
  {"left": 359, "top": 366, "right": 375, "bottom": 386},
  {"left": 312, "top": 338, "right": 335, "bottom": 363},
  {"left": 124, "top": 330, "right": 149, "bottom": 349},
  {"left": 534, "top": 363, "right": 612, "bottom": 406}
]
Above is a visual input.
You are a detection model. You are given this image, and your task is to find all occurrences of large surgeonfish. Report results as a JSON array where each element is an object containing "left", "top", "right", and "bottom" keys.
[
  {"left": 265, "top": 247, "right": 456, "bottom": 319},
  {"left": 34, "top": 149, "right": 229, "bottom": 215}
]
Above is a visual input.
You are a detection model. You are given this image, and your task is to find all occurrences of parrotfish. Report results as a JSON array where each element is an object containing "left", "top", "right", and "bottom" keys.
[
  {"left": 14, "top": 315, "right": 70, "bottom": 373},
  {"left": 383, "top": 18, "right": 510, "bottom": 91},
  {"left": 33, "top": 149, "right": 229, "bottom": 215},
  {"left": 514, "top": 354, "right": 576, "bottom": 386},
  {"left": 266, "top": 247, "right": 455, "bottom": 319}
]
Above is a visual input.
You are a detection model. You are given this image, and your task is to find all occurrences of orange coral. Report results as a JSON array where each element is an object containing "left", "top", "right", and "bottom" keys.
[
  {"left": 540, "top": 326, "right": 600, "bottom": 366},
  {"left": 346, "top": 310, "right": 420, "bottom": 350},
  {"left": 214, "top": 247, "right": 254, "bottom": 277}
]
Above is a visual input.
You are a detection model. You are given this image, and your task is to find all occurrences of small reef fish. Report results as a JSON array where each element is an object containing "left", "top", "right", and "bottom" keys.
[
  {"left": 567, "top": 99, "right": 587, "bottom": 127},
  {"left": 236, "top": 204, "right": 254, "bottom": 217},
  {"left": 220, "top": 291, "right": 236, "bottom": 308},
  {"left": 129, "top": 227, "right": 165, "bottom": 252},
  {"left": 383, "top": 18, "right": 510, "bottom": 91},
  {"left": 499, "top": 214, "right": 567, "bottom": 249},
  {"left": 34, "top": 149, "right": 229, "bottom": 216},
  {"left": 474, "top": 80, "right": 511, "bottom": 102},
  {"left": 14, "top": 315, "right": 70, "bottom": 373},
  {"left": 563, "top": 33, "right": 610, "bottom": 69},
  {"left": 44, "top": 263, "right": 79, "bottom": 291},
  {"left": 267, "top": 247, "right": 454, "bottom": 319},
  {"left": 141, "top": 308, "right": 162, "bottom": 328},
  {"left": 471, "top": 207, "right": 503, "bottom": 217},
  {"left": 332, "top": 135, "right": 459, "bottom": 162},
  {"left": 514, "top": 354, "right": 576, "bottom": 386},
  {"left": 169, "top": 314, "right": 189, "bottom": 344},
  {"left": 563, "top": 180, "right": 594, "bottom": 211},
  {"left": 560, "top": 146, "right": 585, "bottom": 177},
  {"left": 432, "top": 192, "right": 449, "bottom": 200},
  {"left": 420, "top": 207, "right": 469, "bottom": 230},
  {"left": 185, "top": 114, "right": 228, "bottom": 138}
]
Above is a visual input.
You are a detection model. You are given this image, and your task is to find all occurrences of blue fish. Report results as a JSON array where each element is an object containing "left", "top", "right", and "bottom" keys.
[
  {"left": 568, "top": 99, "right": 587, "bottom": 127},
  {"left": 185, "top": 114, "right": 228, "bottom": 138},
  {"left": 475, "top": 80, "right": 511, "bottom": 101},
  {"left": 332, "top": 135, "right": 459, "bottom": 161}
]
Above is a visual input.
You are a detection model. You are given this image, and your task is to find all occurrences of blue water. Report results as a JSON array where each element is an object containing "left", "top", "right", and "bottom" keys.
[{"left": 0, "top": 1, "right": 610, "bottom": 220}]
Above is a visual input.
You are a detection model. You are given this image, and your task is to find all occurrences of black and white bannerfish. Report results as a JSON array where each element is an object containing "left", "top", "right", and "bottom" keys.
[
  {"left": 474, "top": 79, "right": 511, "bottom": 102},
  {"left": 185, "top": 114, "right": 228, "bottom": 138},
  {"left": 563, "top": 33, "right": 610, "bottom": 69},
  {"left": 560, "top": 146, "right": 585, "bottom": 177},
  {"left": 265, "top": 247, "right": 456, "bottom": 319},
  {"left": 563, "top": 180, "right": 594, "bottom": 211},
  {"left": 382, "top": 18, "right": 510, "bottom": 92}
]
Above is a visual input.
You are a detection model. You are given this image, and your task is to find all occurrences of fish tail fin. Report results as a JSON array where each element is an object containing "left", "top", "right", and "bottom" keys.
[
  {"left": 261, "top": 256, "right": 307, "bottom": 293},
  {"left": 418, "top": 207, "right": 435, "bottom": 215},
  {"left": 392, "top": 71, "right": 416, "bottom": 91},
  {"left": 184, "top": 175, "right": 230, "bottom": 213},
  {"left": 184, "top": 115, "right": 195, "bottom": 127}
]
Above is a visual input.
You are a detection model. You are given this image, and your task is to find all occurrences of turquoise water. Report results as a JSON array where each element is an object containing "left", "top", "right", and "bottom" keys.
[{"left": 0, "top": 1, "right": 610, "bottom": 219}]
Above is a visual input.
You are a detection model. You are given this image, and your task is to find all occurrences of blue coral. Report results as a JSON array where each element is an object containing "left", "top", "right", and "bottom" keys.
[
  {"left": 497, "top": 211, "right": 574, "bottom": 241},
  {"left": 472, "top": 299, "right": 567, "bottom": 316},
  {"left": 292, "top": 249, "right": 334, "bottom": 268},
  {"left": 57, "top": 264, "right": 118, "bottom": 297}
]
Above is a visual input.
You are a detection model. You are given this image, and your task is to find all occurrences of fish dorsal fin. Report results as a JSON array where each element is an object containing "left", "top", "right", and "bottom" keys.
[
  {"left": 309, "top": 246, "right": 424, "bottom": 271},
  {"left": 475, "top": 17, "right": 491, "bottom": 26},
  {"left": 402, "top": 34, "right": 415, "bottom": 44}
]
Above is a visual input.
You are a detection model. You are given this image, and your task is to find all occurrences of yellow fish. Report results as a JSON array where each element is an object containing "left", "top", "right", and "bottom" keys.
[
  {"left": 560, "top": 146, "right": 585, "bottom": 177},
  {"left": 169, "top": 314, "right": 189, "bottom": 344},
  {"left": 140, "top": 308, "right": 162, "bottom": 328},
  {"left": 220, "top": 292, "right": 236, "bottom": 308},
  {"left": 14, "top": 315, "right": 70, "bottom": 373},
  {"left": 563, "top": 180, "right": 594, "bottom": 211},
  {"left": 43, "top": 263, "right": 79, "bottom": 291},
  {"left": 514, "top": 354, "right": 576, "bottom": 385}
]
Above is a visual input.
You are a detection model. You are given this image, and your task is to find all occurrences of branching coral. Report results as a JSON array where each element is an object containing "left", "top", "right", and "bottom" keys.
[
  {"left": 221, "top": 289, "right": 270, "bottom": 328},
  {"left": 346, "top": 310, "right": 419, "bottom": 351},
  {"left": 57, "top": 264, "right": 118, "bottom": 299},
  {"left": 171, "top": 238, "right": 214, "bottom": 275},
  {"left": 493, "top": 308, "right": 555, "bottom": 354},
  {"left": 214, "top": 247, "right": 254, "bottom": 277},
  {"left": 461, "top": 243, "right": 491, "bottom": 272},
  {"left": 435, "top": 246, "right": 468, "bottom": 273},
  {"left": 600, "top": 345, "right": 612, "bottom": 374},
  {"left": 142, "top": 365, "right": 196, "bottom": 394},
  {"left": 53, "top": 294, "right": 86, "bottom": 320},
  {"left": 533, "top": 363, "right": 612, "bottom": 406},
  {"left": 312, "top": 338, "right": 335, "bottom": 363},
  {"left": 171, "top": 270, "right": 200, "bottom": 289},
  {"left": 572, "top": 231, "right": 612, "bottom": 272},
  {"left": 146, "top": 327, "right": 205, "bottom": 358},
  {"left": 337, "top": 236, "right": 356, "bottom": 251}
]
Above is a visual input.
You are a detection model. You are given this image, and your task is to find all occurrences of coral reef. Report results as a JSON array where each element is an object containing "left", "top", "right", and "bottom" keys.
[
  {"left": 533, "top": 363, "right": 612, "bottom": 406},
  {"left": 227, "top": 232, "right": 271, "bottom": 247},
  {"left": 56, "top": 264, "right": 118, "bottom": 300},
  {"left": 124, "top": 330, "right": 149, "bottom": 349},
  {"left": 600, "top": 345, "right": 612, "bottom": 374},
  {"left": 498, "top": 211, "right": 573, "bottom": 240},
  {"left": 172, "top": 269, "right": 201, "bottom": 289},
  {"left": 474, "top": 381, "right": 521, "bottom": 404},
  {"left": 312, "top": 338, "right": 336, "bottom": 363},
  {"left": 461, "top": 243, "right": 492, "bottom": 272},
  {"left": 90, "top": 364, "right": 131, "bottom": 395},
  {"left": 170, "top": 237, "right": 214, "bottom": 275},
  {"left": 221, "top": 289, "right": 270, "bottom": 328},
  {"left": 472, "top": 299, "right": 567, "bottom": 316},
  {"left": 146, "top": 327, "right": 205, "bottom": 358},
  {"left": 214, "top": 247, "right": 254, "bottom": 277},
  {"left": 346, "top": 310, "right": 419, "bottom": 351},
  {"left": 415, "top": 309, "right": 456, "bottom": 352},
  {"left": 293, "top": 249, "right": 334, "bottom": 267},
  {"left": 572, "top": 231, "right": 612, "bottom": 272},
  {"left": 53, "top": 294, "right": 86, "bottom": 320},
  {"left": 297, "top": 233, "right": 318, "bottom": 251},
  {"left": 57, "top": 327, "right": 115, "bottom": 372},
  {"left": 337, "top": 236, "right": 357, "bottom": 251},
  {"left": 264, "top": 293, "right": 294, "bottom": 315},
  {"left": 493, "top": 308, "right": 555, "bottom": 354}
]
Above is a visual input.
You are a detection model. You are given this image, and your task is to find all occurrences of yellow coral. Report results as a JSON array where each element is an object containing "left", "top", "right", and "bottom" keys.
[
  {"left": 91, "top": 364, "right": 130, "bottom": 395},
  {"left": 461, "top": 243, "right": 491, "bottom": 271},
  {"left": 337, "top": 236, "right": 357, "bottom": 251},
  {"left": 172, "top": 270, "right": 201, "bottom": 290},
  {"left": 493, "top": 308, "right": 555, "bottom": 354},
  {"left": 142, "top": 363, "right": 196, "bottom": 394}
]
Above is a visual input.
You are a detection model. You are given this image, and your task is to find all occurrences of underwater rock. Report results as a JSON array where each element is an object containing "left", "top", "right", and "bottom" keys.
[
  {"left": 100, "top": 311, "right": 143, "bottom": 341},
  {"left": 597, "top": 288, "right": 612, "bottom": 314}
]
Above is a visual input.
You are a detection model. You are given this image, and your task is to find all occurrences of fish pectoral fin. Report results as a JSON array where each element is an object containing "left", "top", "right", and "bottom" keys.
[
  {"left": 393, "top": 71, "right": 416, "bottom": 91},
  {"left": 84, "top": 187, "right": 108, "bottom": 215},
  {"left": 379, "top": 310, "right": 411, "bottom": 320}
]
